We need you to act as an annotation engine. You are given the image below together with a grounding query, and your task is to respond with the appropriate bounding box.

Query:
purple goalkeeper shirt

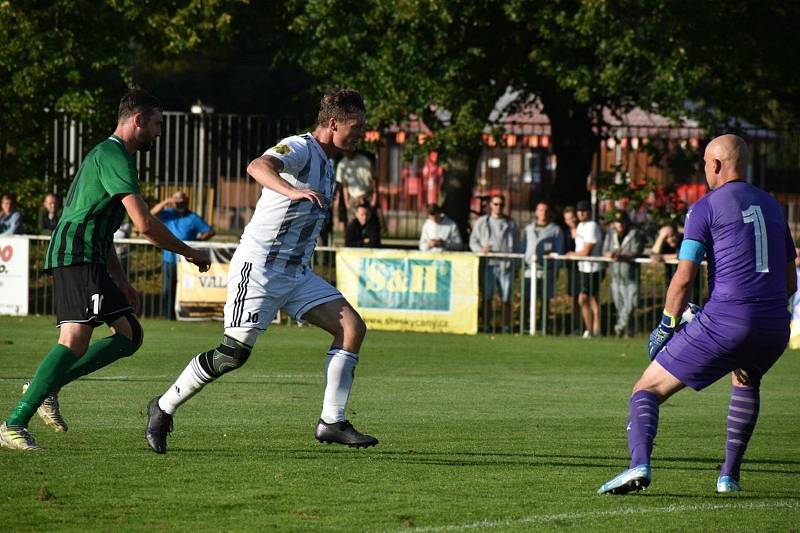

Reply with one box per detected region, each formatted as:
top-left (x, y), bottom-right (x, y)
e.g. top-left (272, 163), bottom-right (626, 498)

top-left (683, 181), bottom-right (795, 326)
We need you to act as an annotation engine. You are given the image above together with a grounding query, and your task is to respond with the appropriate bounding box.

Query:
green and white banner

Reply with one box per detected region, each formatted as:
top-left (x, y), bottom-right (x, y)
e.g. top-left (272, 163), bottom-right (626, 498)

top-left (336, 249), bottom-right (479, 334)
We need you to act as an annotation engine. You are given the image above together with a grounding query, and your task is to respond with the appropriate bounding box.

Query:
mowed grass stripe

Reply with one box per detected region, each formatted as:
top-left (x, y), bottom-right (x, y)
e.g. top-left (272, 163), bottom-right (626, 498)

top-left (0, 316), bottom-right (798, 532)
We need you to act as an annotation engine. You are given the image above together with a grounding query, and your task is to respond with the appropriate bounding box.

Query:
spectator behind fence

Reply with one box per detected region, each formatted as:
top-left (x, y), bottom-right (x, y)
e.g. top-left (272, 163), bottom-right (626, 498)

top-left (151, 191), bottom-right (215, 319)
top-left (522, 201), bottom-right (565, 299)
top-left (651, 223), bottom-right (681, 262)
top-left (419, 204), bottom-right (462, 251)
top-left (562, 206), bottom-right (582, 334)
top-left (602, 211), bottom-right (645, 337)
top-left (563, 206), bottom-right (579, 252)
top-left (39, 193), bottom-right (62, 235)
top-left (567, 200), bottom-right (603, 338)
top-left (345, 202), bottom-right (381, 248)
top-left (0, 195), bottom-right (23, 235)
top-left (470, 194), bottom-right (520, 332)
top-left (651, 223), bottom-right (703, 302)
top-left (336, 149), bottom-right (376, 223)
top-left (469, 195), bottom-right (491, 228)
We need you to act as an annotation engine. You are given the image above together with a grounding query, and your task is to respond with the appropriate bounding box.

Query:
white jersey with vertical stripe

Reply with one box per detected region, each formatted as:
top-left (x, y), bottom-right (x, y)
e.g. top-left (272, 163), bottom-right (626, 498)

top-left (234, 133), bottom-right (334, 274)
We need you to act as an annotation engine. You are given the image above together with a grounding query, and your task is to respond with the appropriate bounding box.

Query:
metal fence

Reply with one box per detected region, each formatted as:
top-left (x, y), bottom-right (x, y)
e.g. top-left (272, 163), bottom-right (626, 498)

top-left (530, 256), bottom-right (706, 337)
top-left (26, 236), bottom-right (698, 336)
top-left (468, 253), bottom-right (706, 336)
top-left (48, 112), bottom-right (308, 234)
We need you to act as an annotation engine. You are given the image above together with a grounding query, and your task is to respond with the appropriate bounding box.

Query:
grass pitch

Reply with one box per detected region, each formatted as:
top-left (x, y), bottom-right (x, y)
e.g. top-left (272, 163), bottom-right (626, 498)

top-left (0, 316), bottom-right (798, 531)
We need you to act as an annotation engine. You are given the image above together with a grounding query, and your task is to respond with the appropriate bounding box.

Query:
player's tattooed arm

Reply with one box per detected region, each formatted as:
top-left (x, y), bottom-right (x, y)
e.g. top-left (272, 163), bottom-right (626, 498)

top-left (247, 155), bottom-right (326, 208)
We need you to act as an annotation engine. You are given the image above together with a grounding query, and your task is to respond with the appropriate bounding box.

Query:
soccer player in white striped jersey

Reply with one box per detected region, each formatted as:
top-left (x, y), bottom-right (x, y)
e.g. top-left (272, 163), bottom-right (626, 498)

top-left (145, 89), bottom-right (378, 453)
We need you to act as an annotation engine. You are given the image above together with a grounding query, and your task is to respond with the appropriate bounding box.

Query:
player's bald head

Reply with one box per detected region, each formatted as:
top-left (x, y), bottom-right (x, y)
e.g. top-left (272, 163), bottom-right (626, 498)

top-left (703, 134), bottom-right (749, 188)
top-left (706, 135), bottom-right (748, 174)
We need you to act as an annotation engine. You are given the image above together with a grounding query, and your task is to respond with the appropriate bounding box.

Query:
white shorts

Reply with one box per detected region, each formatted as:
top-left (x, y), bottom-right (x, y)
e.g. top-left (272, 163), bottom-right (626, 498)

top-left (224, 258), bottom-right (342, 335)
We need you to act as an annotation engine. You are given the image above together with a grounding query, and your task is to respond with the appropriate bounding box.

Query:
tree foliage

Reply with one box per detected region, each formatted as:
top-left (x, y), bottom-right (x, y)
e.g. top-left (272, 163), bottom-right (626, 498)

top-left (291, 0), bottom-right (800, 220)
top-left (291, 0), bottom-right (530, 231)
top-left (138, 2), bottom-right (318, 115)
top-left (0, 0), bottom-right (240, 230)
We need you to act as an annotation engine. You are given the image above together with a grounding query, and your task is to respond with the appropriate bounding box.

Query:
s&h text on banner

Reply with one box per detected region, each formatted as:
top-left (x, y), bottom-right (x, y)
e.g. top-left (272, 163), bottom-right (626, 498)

top-left (175, 247), bottom-right (232, 320)
top-left (336, 249), bottom-right (479, 334)
top-left (0, 236), bottom-right (29, 316)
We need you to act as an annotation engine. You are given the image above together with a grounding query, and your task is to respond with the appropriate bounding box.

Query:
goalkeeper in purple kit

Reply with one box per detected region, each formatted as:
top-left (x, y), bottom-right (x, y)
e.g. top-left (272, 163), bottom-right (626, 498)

top-left (598, 134), bottom-right (797, 495)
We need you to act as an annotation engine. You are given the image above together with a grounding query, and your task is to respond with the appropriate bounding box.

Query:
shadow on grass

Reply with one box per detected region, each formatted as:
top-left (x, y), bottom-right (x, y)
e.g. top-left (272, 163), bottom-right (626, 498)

top-left (161, 446), bottom-right (800, 475)
top-left (165, 446), bottom-right (798, 475)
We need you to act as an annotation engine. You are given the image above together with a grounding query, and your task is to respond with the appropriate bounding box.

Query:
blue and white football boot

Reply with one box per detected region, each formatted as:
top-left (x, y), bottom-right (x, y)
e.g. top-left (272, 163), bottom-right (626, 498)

top-left (716, 475), bottom-right (741, 493)
top-left (597, 464), bottom-right (652, 495)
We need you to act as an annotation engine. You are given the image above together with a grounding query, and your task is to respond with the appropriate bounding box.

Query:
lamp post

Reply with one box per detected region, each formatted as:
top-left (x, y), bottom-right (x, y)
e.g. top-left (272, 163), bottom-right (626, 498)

top-left (190, 101), bottom-right (214, 218)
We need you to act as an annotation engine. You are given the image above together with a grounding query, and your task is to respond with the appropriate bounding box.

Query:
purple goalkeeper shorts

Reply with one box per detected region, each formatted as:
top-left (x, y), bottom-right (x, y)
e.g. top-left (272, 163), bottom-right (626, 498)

top-left (655, 310), bottom-right (789, 390)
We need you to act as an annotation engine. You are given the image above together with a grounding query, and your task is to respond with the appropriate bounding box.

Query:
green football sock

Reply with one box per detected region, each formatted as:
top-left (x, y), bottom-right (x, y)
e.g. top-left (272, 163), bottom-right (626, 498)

top-left (6, 344), bottom-right (77, 427)
top-left (58, 334), bottom-right (139, 389)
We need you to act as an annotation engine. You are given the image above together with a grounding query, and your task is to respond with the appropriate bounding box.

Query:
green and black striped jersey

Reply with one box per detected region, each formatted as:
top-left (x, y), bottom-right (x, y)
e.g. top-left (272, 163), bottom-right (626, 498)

top-left (45, 135), bottom-right (140, 270)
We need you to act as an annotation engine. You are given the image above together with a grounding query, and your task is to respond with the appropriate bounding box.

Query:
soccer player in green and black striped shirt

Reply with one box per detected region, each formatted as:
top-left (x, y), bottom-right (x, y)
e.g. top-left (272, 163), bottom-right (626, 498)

top-left (0, 89), bottom-right (211, 451)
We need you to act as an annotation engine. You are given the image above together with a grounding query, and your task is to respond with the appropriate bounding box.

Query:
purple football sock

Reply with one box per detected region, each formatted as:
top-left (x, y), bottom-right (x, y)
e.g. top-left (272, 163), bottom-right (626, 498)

top-left (720, 385), bottom-right (760, 481)
top-left (627, 390), bottom-right (660, 468)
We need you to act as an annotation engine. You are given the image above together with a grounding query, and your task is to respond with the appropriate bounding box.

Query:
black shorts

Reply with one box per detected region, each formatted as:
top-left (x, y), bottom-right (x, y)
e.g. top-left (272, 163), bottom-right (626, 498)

top-left (52, 264), bottom-right (132, 327)
top-left (578, 271), bottom-right (603, 296)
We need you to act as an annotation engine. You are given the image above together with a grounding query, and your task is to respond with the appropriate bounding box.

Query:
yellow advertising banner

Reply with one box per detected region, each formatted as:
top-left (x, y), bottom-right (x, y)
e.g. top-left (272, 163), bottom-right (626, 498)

top-left (336, 249), bottom-right (479, 334)
top-left (175, 249), bottom-right (230, 320)
top-left (790, 320), bottom-right (800, 350)
top-left (791, 270), bottom-right (800, 349)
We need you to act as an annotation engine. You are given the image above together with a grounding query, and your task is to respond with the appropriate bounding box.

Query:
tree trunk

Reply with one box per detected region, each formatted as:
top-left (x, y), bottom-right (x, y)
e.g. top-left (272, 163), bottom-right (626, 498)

top-left (441, 146), bottom-right (482, 245)
top-left (540, 96), bottom-right (598, 207)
